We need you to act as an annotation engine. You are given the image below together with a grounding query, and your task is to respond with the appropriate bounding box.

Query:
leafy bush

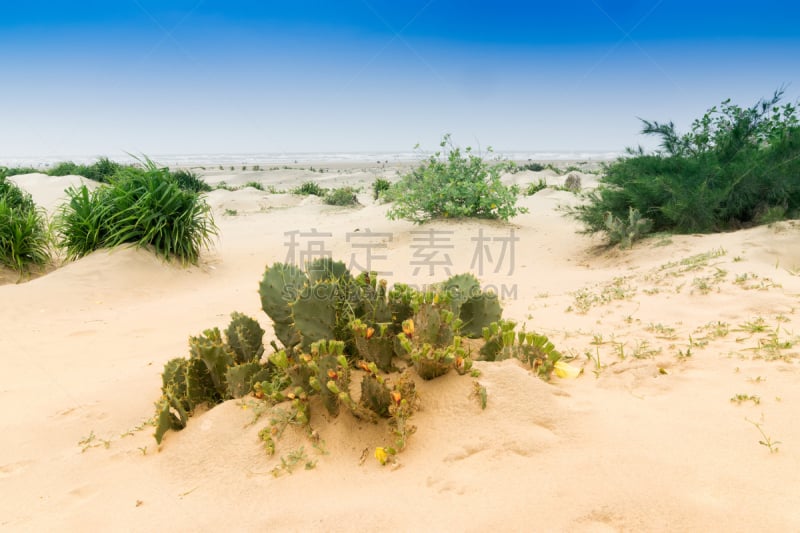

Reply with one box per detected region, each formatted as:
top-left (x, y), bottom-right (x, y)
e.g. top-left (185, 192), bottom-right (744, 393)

top-left (324, 187), bottom-right (359, 206)
top-left (387, 135), bottom-right (527, 224)
top-left (57, 160), bottom-right (217, 263)
top-left (372, 177), bottom-right (391, 200)
top-left (292, 181), bottom-right (326, 196)
top-left (569, 90), bottom-right (800, 237)
top-left (0, 174), bottom-right (50, 272)
top-left (172, 169), bottom-right (212, 193)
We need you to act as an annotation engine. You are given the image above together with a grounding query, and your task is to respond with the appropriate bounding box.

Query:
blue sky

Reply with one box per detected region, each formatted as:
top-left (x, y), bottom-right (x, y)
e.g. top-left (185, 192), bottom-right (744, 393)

top-left (1, 1), bottom-right (799, 158)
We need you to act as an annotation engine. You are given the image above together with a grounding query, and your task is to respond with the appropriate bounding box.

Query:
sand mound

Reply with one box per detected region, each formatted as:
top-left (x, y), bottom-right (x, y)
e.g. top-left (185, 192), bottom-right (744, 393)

top-left (2, 166), bottom-right (799, 531)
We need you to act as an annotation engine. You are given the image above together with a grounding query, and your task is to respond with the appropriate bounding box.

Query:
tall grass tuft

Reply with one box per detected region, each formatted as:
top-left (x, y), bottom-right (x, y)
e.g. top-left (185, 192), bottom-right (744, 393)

top-left (172, 169), bottom-right (212, 192)
top-left (57, 159), bottom-right (218, 263)
top-left (0, 174), bottom-right (50, 272)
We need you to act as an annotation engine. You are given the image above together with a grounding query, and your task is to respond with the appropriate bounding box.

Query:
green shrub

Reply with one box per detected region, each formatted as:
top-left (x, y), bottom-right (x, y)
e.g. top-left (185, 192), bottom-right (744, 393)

top-left (372, 178), bottom-right (391, 200)
top-left (387, 135), bottom-right (527, 224)
top-left (292, 181), bottom-right (326, 196)
top-left (569, 90), bottom-right (800, 237)
top-left (172, 169), bottom-right (212, 193)
top-left (49, 161), bottom-right (84, 177)
top-left (48, 158), bottom-right (125, 183)
top-left (2, 166), bottom-right (39, 177)
top-left (0, 174), bottom-right (50, 272)
top-left (513, 162), bottom-right (545, 173)
top-left (57, 160), bottom-right (217, 263)
top-left (325, 187), bottom-right (359, 206)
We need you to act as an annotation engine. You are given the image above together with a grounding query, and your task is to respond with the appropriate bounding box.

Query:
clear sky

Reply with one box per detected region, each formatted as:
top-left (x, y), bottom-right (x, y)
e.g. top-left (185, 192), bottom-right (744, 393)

top-left (1, 0), bottom-right (799, 158)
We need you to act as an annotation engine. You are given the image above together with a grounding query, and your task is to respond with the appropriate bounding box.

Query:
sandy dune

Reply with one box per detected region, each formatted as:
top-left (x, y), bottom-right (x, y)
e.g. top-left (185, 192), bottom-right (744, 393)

top-left (2, 166), bottom-right (799, 531)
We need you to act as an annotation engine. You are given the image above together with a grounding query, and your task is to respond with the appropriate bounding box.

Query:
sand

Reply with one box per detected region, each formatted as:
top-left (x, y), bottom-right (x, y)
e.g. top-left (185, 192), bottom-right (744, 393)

top-left (2, 164), bottom-right (799, 531)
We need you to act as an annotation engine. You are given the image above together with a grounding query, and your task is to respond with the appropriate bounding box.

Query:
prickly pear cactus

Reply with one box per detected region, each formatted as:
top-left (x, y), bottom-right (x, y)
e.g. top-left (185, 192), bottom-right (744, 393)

top-left (478, 319), bottom-right (518, 361)
top-left (225, 312), bottom-right (265, 364)
top-left (259, 262), bottom-right (307, 348)
top-left (352, 320), bottom-right (395, 372)
top-left (226, 362), bottom-right (268, 398)
top-left (307, 257), bottom-right (352, 285)
top-left (359, 366), bottom-right (392, 417)
top-left (290, 281), bottom-right (338, 350)
top-left (458, 292), bottom-right (502, 338)
top-left (442, 273), bottom-right (481, 313)
top-left (413, 297), bottom-right (461, 347)
top-left (387, 283), bottom-right (415, 327)
top-left (156, 357), bottom-right (219, 443)
top-left (188, 328), bottom-right (235, 395)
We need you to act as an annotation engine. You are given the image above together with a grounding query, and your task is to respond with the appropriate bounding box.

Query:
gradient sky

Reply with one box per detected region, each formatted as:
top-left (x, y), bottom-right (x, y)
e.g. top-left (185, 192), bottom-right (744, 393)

top-left (1, 1), bottom-right (799, 158)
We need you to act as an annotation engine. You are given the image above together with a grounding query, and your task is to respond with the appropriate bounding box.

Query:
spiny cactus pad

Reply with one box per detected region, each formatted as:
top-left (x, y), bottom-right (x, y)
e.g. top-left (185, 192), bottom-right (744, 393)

top-left (259, 263), bottom-right (308, 348)
top-left (225, 312), bottom-right (265, 364)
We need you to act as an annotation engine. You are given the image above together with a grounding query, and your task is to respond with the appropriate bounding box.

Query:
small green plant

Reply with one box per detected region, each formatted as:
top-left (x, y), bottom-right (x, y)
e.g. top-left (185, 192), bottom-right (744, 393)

top-left (271, 446), bottom-right (315, 477)
top-left (372, 178), bottom-right (391, 200)
top-left (746, 417), bottom-right (781, 453)
top-left (387, 135), bottom-right (527, 223)
top-left (243, 181), bottom-right (264, 191)
top-left (603, 207), bottom-right (653, 248)
top-left (471, 380), bottom-right (487, 409)
top-left (730, 394), bottom-right (761, 405)
top-left (292, 181), bottom-right (326, 196)
top-left (525, 178), bottom-right (547, 196)
top-left (324, 187), bottom-right (359, 206)
top-left (224, 208), bottom-right (238, 216)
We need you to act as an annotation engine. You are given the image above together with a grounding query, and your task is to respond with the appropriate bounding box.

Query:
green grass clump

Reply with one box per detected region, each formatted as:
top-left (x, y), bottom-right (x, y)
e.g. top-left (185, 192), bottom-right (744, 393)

top-left (56, 159), bottom-right (217, 263)
top-left (292, 181), bottom-right (326, 196)
top-left (243, 181), bottom-right (265, 191)
top-left (372, 178), bottom-right (391, 200)
top-left (1, 166), bottom-right (39, 176)
top-left (525, 179), bottom-right (548, 196)
top-left (172, 169), bottom-right (212, 193)
top-left (324, 187), bottom-right (359, 206)
top-left (513, 162), bottom-right (545, 172)
top-left (0, 173), bottom-right (50, 272)
top-left (48, 157), bottom-right (124, 183)
top-left (569, 90), bottom-right (800, 238)
top-left (387, 135), bottom-right (527, 224)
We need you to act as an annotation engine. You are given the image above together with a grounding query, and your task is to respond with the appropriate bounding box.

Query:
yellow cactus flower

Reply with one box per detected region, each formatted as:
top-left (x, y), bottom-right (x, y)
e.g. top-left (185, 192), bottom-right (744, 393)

top-left (553, 360), bottom-right (582, 379)
top-left (374, 447), bottom-right (389, 465)
top-left (402, 319), bottom-right (414, 337)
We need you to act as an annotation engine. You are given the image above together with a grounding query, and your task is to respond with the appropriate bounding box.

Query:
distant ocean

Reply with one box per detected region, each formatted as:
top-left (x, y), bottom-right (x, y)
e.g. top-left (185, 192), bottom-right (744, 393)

top-left (1, 151), bottom-right (621, 168)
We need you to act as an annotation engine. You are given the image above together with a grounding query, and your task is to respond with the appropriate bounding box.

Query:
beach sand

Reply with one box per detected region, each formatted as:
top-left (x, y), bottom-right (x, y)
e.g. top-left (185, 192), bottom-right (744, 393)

top-left (2, 164), bottom-right (799, 531)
